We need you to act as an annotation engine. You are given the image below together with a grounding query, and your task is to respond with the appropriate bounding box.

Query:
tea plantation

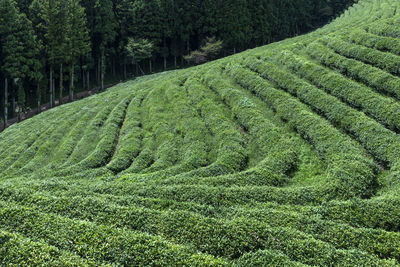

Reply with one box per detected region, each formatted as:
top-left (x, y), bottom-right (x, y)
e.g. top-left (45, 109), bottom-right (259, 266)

top-left (1, 0), bottom-right (400, 265)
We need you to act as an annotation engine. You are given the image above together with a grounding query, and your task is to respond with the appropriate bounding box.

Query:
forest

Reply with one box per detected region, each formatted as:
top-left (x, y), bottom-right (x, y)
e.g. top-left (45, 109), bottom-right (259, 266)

top-left (0, 0), bottom-right (355, 126)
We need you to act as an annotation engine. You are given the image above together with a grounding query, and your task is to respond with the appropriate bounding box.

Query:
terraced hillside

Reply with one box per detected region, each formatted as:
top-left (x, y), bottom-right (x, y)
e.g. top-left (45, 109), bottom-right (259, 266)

top-left (1, 0), bottom-right (400, 265)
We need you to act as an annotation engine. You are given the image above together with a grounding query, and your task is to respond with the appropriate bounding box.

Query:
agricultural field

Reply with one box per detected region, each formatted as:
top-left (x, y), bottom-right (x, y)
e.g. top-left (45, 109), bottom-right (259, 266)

top-left (1, 0), bottom-right (400, 265)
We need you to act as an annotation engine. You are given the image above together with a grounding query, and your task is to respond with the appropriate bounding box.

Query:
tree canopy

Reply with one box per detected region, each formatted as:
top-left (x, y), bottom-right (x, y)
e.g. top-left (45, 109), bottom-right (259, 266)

top-left (0, 0), bottom-right (356, 127)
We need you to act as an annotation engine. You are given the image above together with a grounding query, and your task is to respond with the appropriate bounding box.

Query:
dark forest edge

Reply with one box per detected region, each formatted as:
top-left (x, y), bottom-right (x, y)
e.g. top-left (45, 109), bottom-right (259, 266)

top-left (0, 82), bottom-right (117, 132)
top-left (0, 0), bottom-right (356, 128)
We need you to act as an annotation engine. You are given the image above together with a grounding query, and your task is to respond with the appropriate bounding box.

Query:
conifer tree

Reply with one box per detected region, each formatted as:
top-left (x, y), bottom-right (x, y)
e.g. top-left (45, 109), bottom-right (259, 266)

top-left (0, 0), bottom-right (39, 125)
top-left (125, 38), bottom-right (154, 76)
top-left (93, 0), bottom-right (117, 89)
top-left (66, 0), bottom-right (90, 101)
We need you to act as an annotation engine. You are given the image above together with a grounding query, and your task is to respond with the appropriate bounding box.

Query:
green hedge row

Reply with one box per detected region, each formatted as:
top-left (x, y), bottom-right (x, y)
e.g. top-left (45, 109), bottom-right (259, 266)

top-left (1, 189), bottom-right (399, 265)
top-left (235, 249), bottom-right (307, 266)
top-left (119, 79), bottom-right (213, 179)
top-left (107, 93), bottom-right (145, 173)
top-left (366, 21), bottom-right (400, 38)
top-left (255, 50), bottom-right (400, 167)
top-left (275, 48), bottom-right (400, 132)
top-left (15, 105), bottom-right (97, 176)
top-left (230, 206), bottom-right (400, 261)
top-left (348, 29), bottom-right (400, 56)
top-left (172, 75), bottom-right (248, 177)
top-left (307, 40), bottom-right (400, 99)
top-left (0, 201), bottom-right (228, 266)
top-left (56, 96), bottom-right (133, 176)
top-left (204, 67), bottom-right (298, 172)
top-left (0, 230), bottom-right (99, 266)
top-left (0, 106), bottom-right (84, 178)
top-left (0, 103), bottom-right (62, 160)
top-left (3, 183), bottom-right (400, 262)
top-left (320, 197), bottom-right (400, 232)
top-left (225, 61), bottom-right (376, 199)
top-left (124, 81), bottom-right (189, 175)
top-left (139, 79), bottom-right (210, 175)
top-left (48, 106), bottom-right (104, 170)
top-left (60, 95), bottom-right (123, 168)
top-left (323, 36), bottom-right (400, 75)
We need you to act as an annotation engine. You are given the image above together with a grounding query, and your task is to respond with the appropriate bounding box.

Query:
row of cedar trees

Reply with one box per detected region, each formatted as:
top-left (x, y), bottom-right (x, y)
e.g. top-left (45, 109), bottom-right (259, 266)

top-left (0, 0), bottom-right (355, 126)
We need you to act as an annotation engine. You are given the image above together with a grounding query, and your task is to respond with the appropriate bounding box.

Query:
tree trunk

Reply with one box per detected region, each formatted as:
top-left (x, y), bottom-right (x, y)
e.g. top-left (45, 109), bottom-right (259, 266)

top-left (3, 78), bottom-right (8, 129)
top-left (112, 58), bottom-right (116, 77)
top-left (174, 56), bottom-right (177, 68)
top-left (101, 52), bottom-right (105, 90)
top-left (82, 69), bottom-right (86, 89)
top-left (59, 63), bottom-right (63, 105)
top-left (135, 63), bottom-right (138, 76)
top-left (164, 57), bottom-right (167, 70)
top-left (69, 63), bottom-right (74, 101)
top-left (97, 57), bottom-right (101, 85)
top-left (52, 78), bottom-right (55, 107)
top-left (37, 83), bottom-right (41, 114)
top-left (80, 60), bottom-right (83, 81)
top-left (17, 83), bottom-right (22, 122)
top-left (123, 59), bottom-right (127, 80)
top-left (138, 63), bottom-right (145, 75)
top-left (149, 59), bottom-right (152, 73)
top-left (87, 71), bottom-right (90, 90)
top-left (12, 89), bottom-right (15, 118)
top-left (50, 66), bottom-right (53, 109)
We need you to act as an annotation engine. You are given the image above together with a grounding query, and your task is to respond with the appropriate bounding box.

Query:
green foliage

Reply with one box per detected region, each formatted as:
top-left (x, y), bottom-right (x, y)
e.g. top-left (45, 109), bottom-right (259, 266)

top-left (1, 0), bottom-right (400, 266)
top-left (184, 37), bottom-right (223, 64)
top-left (125, 38), bottom-right (154, 64)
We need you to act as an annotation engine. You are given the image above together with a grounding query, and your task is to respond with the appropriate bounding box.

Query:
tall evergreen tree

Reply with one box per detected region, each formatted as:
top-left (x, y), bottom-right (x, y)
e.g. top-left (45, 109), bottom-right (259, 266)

top-left (0, 0), bottom-right (39, 125)
top-left (93, 0), bottom-right (117, 89)
top-left (66, 0), bottom-right (90, 101)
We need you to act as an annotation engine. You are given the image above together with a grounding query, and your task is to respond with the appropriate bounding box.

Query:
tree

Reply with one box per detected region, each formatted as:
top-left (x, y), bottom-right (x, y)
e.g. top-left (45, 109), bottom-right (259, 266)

top-left (29, 0), bottom-right (47, 112)
top-left (125, 38), bottom-right (154, 76)
top-left (0, 0), bottom-right (19, 126)
top-left (0, 0), bottom-right (39, 125)
top-left (93, 0), bottom-right (117, 89)
top-left (30, 0), bottom-right (68, 108)
top-left (184, 37), bottom-right (223, 65)
top-left (66, 0), bottom-right (90, 101)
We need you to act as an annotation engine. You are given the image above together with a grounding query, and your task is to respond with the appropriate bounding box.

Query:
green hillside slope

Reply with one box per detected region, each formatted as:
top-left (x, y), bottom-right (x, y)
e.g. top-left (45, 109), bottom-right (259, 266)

top-left (1, 0), bottom-right (400, 265)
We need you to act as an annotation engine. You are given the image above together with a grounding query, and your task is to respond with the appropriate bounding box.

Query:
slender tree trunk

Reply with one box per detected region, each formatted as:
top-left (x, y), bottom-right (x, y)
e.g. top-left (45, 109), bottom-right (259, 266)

top-left (112, 58), bottom-right (116, 77)
top-left (50, 67), bottom-right (53, 109)
top-left (163, 57), bottom-right (167, 70)
top-left (59, 63), bottom-right (63, 105)
top-left (3, 78), bottom-right (8, 129)
top-left (17, 82), bottom-right (22, 122)
top-left (97, 57), bottom-right (101, 85)
top-left (80, 60), bottom-right (83, 81)
top-left (87, 71), bottom-right (90, 90)
top-left (135, 63), bottom-right (138, 76)
top-left (138, 63), bottom-right (145, 75)
top-left (69, 63), bottom-right (74, 101)
top-left (174, 56), bottom-right (177, 68)
top-left (52, 78), bottom-right (55, 107)
top-left (233, 47), bottom-right (236, 54)
top-left (37, 83), bottom-right (41, 114)
top-left (149, 59), bottom-right (152, 73)
top-left (11, 89), bottom-right (15, 118)
top-left (82, 69), bottom-right (86, 89)
top-left (123, 59), bottom-right (127, 80)
top-left (101, 52), bottom-right (105, 90)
